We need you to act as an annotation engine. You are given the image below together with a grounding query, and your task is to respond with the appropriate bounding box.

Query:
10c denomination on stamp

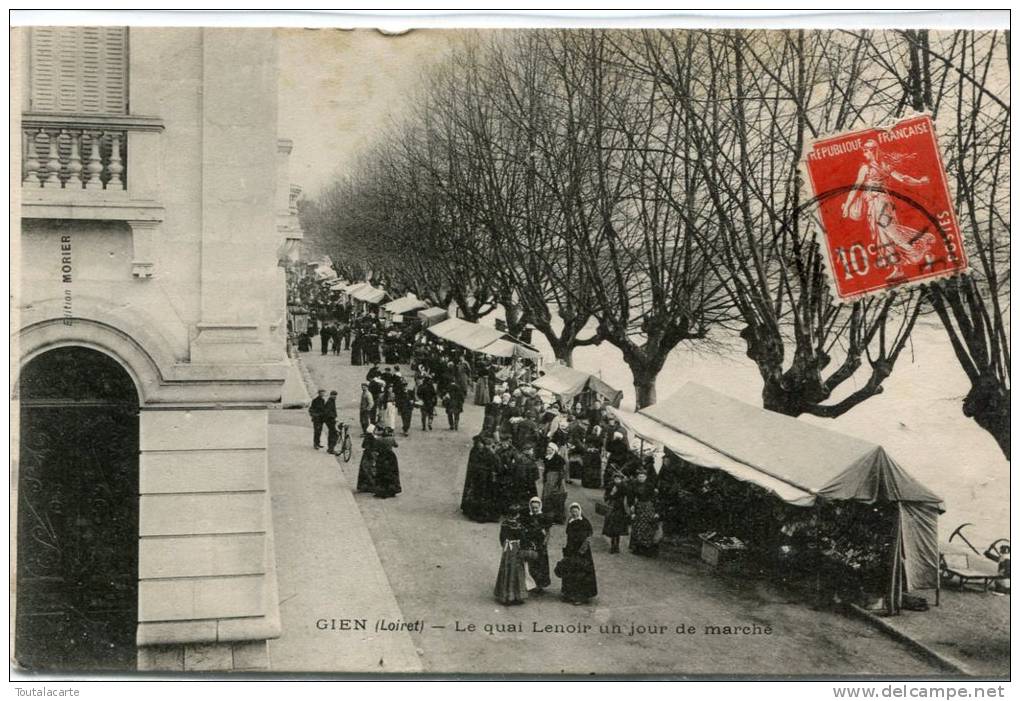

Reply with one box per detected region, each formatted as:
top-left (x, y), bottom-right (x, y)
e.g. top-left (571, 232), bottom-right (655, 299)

top-left (804, 114), bottom-right (968, 302)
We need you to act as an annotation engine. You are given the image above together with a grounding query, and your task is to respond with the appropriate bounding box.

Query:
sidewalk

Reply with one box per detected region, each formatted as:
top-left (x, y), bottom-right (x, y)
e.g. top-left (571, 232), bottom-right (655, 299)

top-left (265, 415), bottom-right (423, 673)
top-left (851, 587), bottom-right (1009, 677)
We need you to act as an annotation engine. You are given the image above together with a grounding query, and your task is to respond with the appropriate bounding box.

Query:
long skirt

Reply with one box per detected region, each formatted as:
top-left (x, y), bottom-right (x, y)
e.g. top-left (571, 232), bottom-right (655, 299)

top-left (494, 540), bottom-right (528, 605)
top-left (629, 501), bottom-right (659, 555)
top-left (474, 380), bottom-right (491, 406)
top-left (526, 544), bottom-right (551, 590)
top-left (559, 549), bottom-right (598, 602)
top-left (461, 467), bottom-right (499, 523)
top-left (568, 450), bottom-right (585, 480)
top-left (581, 451), bottom-right (603, 488)
top-left (356, 454), bottom-right (375, 493)
top-left (541, 472), bottom-right (568, 525)
top-left (602, 501), bottom-right (630, 537)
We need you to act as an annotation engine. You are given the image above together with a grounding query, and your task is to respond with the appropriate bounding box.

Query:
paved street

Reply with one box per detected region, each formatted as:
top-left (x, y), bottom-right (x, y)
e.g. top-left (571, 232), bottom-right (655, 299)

top-left (297, 349), bottom-right (940, 676)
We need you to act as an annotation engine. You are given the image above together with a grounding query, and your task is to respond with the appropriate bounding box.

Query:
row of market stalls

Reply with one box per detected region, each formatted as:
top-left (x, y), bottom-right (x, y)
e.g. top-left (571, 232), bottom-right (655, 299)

top-left (532, 363), bottom-right (624, 409)
top-left (427, 316), bottom-right (541, 361)
top-left (609, 382), bottom-right (944, 615)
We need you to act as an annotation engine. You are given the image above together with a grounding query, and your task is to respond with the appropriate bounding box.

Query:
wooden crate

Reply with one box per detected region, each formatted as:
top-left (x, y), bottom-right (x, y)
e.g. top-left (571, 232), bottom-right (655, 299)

top-left (700, 537), bottom-right (745, 567)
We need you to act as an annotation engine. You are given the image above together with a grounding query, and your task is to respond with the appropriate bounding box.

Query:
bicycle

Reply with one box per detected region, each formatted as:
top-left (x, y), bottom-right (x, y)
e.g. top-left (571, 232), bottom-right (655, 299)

top-left (334, 420), bottom-right (354, 462)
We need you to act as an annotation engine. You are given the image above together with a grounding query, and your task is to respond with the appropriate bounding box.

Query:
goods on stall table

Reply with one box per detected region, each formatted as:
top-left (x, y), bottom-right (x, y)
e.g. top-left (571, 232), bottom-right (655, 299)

top-left (699, 532), bottom-right (747, 567)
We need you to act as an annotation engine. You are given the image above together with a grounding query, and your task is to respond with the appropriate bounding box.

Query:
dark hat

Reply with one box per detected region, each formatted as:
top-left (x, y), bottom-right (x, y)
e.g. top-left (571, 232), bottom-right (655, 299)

top-left (330, 390), bottom-right (338, 396)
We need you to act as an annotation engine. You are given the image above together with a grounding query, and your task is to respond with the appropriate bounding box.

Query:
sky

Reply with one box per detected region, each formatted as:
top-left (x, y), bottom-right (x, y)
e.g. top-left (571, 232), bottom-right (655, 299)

top-left (277, 28), bottom-right (464, 197)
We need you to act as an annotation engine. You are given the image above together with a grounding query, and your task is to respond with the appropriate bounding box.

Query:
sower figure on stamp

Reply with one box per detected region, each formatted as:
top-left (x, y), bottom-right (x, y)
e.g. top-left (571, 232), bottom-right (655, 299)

top-left (841, 139), bottom-right (935, 281)
top-left (309, 389), bottom-right (327, 449)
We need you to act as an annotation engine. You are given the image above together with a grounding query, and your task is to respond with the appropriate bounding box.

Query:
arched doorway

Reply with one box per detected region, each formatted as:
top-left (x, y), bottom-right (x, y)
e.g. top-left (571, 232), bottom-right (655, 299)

top-left (15, 346), bottom-right (140, 671)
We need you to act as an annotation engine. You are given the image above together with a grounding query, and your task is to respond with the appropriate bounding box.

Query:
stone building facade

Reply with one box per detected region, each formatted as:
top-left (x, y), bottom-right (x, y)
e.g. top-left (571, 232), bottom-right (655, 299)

top-left (13, 27), bottom-right (293, 672)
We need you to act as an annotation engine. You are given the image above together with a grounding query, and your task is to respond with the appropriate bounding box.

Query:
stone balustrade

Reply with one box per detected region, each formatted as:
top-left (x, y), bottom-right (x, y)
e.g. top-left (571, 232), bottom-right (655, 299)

top-left (22, 119), bottom-right (128, 191)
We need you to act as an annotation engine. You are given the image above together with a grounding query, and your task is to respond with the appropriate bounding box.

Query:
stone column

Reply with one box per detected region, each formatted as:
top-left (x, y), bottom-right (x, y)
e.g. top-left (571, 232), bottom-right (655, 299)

top-left (192, 28), bottom-right (280, 364)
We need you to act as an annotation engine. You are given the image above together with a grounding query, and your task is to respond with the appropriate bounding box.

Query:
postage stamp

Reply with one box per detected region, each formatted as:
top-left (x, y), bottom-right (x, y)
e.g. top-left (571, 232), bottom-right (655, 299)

top-left (804, 114), bottom-right (968, 301)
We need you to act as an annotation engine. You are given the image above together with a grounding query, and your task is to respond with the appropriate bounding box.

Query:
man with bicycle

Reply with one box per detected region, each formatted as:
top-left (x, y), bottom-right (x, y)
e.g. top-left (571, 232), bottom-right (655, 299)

top-left (325, 390), bottom-right (340, 454)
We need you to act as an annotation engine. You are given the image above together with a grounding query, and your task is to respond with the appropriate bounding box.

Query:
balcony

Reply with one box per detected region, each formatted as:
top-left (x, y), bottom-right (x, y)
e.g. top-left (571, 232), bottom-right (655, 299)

top-left (19, 113), bottom-right (166, 278)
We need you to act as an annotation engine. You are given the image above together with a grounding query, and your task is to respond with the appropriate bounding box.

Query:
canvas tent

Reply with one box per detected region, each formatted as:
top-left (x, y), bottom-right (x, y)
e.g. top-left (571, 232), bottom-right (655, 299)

top-left (533, 364), bottom-right (623, 408)
top-left (478, 338), bottom-right (542, 361)
top-left (350, 284), bottom-right (388, 305)
top-left (342, 281), bottom-right (368, 294)
top-left (383, 294), bottom-right (428, 317)
top-left (418, 306), bottom-right (449, 327)
top-left (427, 317), bottom-right (541, 359)
top-left (311, 258), bottom-right (337, 281)
top-left (610, 383), bottom-right (944, 599)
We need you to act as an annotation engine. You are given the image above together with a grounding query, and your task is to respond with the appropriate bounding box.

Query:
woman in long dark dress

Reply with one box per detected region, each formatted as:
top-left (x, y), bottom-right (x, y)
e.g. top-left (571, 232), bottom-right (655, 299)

top-left (510, 447), bottom-right (540, 507)
top-left (559, 503), bottom-right (598, 604)
top-left (494, 506), bottom-right (529, 605)
top-left (372, 437), bottom-right (402, 499)
top-left (523, 497), bottom-right (552, 592)
top-left (541, 443), bottom-right (568, 525)
top-left (602, 472), bottom-right (630, 554)
top-left (356, 431), bottom-right (377, 493)
top-left (350, 334), bottom-right (364, 366)
top-left (628, 470), bottom-right (659, 557)
top-left (461, 435), bottom-right (498, 522)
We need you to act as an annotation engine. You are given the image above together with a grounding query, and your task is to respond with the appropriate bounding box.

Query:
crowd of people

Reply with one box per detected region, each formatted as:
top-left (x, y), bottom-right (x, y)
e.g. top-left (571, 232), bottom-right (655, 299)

top-left (299, 297), bottom-right (667, 609)
top-left (459, 379), bottom-right (671, 607)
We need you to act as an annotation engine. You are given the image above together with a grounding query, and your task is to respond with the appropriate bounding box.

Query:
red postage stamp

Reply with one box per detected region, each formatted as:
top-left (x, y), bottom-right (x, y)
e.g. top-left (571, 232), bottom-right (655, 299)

top-left (804, 114), bottom-right (968, 301)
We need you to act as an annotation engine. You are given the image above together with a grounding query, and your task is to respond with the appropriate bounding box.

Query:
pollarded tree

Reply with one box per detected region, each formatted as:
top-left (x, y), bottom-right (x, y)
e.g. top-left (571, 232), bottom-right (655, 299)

top-left (620, 28), bottom-right (930, 417)
top-left (884, 29), bottom-right (1010, 457)
top-left (549, 30), bottom-right (733, 407)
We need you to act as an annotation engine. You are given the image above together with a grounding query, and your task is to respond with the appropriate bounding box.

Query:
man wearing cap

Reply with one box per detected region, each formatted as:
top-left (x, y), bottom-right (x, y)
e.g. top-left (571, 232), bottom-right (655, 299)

top-left (359, 383), bottom-right (375, 436)
top-left (325, 390), bottom-right (340, 453)
top-left (309, 389), bottom-right (327, 449)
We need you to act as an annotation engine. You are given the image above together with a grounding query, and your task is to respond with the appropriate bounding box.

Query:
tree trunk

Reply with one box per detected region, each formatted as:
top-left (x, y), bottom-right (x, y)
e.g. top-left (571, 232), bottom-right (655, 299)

top-left (631, 365), bottom-right (660, 410)
top-left (554, 346), bottom-right (574, 368)
top-left (963, 375), bottom-right (1010, 459)
top-left (503, 303), bottom-right (528, 339)
top-left (760, 377), bottom-right (806, 417)
top-left (545, 336), bottom-right (574, 367)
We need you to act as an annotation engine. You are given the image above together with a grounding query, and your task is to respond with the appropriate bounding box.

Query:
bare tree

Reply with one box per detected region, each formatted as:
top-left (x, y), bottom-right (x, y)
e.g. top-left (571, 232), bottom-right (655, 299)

top-left (616, 29), bottom-right (933, 417)
top-left (887, 29), bottom-right (1010, 457)
top-left (537, 30), bottom-right (733, 407)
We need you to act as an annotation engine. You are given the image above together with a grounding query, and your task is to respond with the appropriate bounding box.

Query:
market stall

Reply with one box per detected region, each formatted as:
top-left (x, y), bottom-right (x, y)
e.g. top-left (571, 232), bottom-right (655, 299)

top-left (350, 283), bottom-right (389, 307)
top-left (610, 382), bottom-right (944, 614)
top-left (533, 363), bottom-right (623, 408)
top-left (383, 294), bottom-right (429, 321)
top-left (428, 317), bottom-right (541, 360)
top-left (418, 306), bottom-right (449, 327)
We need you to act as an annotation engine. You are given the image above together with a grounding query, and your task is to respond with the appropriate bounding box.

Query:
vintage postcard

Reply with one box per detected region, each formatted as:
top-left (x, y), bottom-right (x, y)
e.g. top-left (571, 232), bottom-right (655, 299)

top-left (10, 12), bottom-right (1010, 680)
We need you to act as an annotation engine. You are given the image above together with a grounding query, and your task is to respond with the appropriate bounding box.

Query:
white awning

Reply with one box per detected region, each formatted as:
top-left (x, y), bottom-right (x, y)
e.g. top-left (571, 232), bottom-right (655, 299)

top-left (607, 405), bottom-right (816, 505)
top-left (383, 295), bottom-right (428, 315)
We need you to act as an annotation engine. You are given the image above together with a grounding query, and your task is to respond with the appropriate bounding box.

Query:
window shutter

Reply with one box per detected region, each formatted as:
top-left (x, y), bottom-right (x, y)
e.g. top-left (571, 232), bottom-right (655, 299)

top-left (30, 26), bottom-right (127, 115)
top-left (56, 28), bottom-right (82, 112)
top-left (28, 27), bottom-right (58, 112)
top-left (100, 27), bottom-right (128, 114)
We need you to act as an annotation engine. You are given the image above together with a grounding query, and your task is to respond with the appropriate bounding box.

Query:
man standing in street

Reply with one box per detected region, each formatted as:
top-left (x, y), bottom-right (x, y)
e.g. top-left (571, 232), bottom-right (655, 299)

top-left (309, 389), bottom-right (327, 449)
top-left (325, 390), bottom-right (340, 453)
top-left (417, 375), bottom-right (437, 431)
top-left (359, 383), bottom-right (375, 436)
top-left (320, 323), bottom-right (331, 355)
top-left (444, 382), bottom-right (465, 431)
